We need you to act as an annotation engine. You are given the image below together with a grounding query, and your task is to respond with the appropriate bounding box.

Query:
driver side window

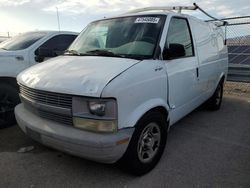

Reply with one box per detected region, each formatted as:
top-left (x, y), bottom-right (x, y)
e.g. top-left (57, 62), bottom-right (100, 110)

top-left (165, 17), bottom-right (194, 58)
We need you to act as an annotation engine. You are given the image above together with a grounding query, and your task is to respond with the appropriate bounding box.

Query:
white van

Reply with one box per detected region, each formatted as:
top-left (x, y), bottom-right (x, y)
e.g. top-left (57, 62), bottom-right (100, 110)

top-left (15, 8), bottom-right (228, 175)
top-left (0, 31), bottom-right (78, 127)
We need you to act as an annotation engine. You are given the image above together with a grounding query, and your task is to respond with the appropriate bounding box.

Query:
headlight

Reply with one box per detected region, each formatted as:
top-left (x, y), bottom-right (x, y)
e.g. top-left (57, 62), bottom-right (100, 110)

top-left (88, 101), bottom-right (106, 116)
top-left (72, 97), bottom-right (117, 133)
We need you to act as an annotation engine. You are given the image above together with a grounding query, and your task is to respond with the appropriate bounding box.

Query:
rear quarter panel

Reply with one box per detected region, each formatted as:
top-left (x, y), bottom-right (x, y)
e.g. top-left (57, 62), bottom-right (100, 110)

top-left (189, 17), bottom-right (228, 99)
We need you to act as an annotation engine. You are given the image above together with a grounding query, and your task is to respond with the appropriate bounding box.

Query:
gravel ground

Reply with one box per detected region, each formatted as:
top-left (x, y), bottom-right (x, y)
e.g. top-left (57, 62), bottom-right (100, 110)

top-left (225, 81), bottom-right (250, 98)
top-left (0, 95), bottom-right (250, 188)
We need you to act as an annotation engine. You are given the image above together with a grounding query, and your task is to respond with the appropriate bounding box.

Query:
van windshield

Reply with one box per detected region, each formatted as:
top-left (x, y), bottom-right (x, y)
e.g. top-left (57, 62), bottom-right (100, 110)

top-left (0, 32), bottom-right (47, 51)
top-left (67, 15), bottom-right (166, 60)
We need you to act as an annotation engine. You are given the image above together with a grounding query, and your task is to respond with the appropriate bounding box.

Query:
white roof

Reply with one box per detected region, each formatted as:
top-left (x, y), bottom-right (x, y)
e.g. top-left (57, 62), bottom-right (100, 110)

top-left (25, 30), bottom-right (78, 35)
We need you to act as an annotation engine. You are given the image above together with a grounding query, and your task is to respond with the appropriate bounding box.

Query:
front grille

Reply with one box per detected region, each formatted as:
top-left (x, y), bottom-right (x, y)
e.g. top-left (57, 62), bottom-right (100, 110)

top-left (39, 110), bottom-right (73, 125)
top-left (19, 84), bottom-right (73, 126)
top-left (19, 84), bottom-right (72, 109)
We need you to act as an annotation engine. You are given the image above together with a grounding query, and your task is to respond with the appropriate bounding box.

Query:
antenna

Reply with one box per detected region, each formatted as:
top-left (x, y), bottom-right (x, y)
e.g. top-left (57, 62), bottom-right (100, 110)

top-left (56, 7), bottom-right (61, 31)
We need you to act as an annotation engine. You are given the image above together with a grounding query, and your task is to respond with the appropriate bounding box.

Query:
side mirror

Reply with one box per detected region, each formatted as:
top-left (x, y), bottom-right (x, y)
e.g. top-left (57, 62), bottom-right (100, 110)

top-left (35, 48), bottom-right (55, 62)
top-left (37, 48), bottom-right (55, 57)
top-left (163, 43), bottom-right (186, 60)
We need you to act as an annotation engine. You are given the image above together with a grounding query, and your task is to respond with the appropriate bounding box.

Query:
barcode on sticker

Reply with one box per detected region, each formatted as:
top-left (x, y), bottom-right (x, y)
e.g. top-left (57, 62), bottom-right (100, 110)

top-left (135, 17), bottom-right (160, 24)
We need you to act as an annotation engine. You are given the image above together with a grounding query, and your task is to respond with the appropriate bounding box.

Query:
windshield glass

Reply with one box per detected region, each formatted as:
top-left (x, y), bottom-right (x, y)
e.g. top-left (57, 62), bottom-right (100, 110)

top-left (67, 15), bottom-right (166, 59)
top-left (0, 32), bottom-right (47, 51)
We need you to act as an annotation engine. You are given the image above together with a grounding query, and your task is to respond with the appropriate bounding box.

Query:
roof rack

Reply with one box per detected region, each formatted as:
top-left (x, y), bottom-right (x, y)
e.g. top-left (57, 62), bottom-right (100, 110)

top-left (126, 5), bottom-right (197, 14)
top-left (125, 3), bottom-right (227, 26)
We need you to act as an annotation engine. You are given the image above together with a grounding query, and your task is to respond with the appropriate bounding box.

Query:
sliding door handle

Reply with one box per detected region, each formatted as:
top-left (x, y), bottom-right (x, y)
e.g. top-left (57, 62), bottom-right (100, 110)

top-left (196, 67), bottom-right (199, 78)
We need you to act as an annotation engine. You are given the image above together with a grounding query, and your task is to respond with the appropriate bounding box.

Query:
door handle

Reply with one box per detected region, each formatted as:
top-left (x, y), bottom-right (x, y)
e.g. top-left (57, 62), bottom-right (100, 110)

top-left (154, 66), bottom-right (163, 71)
top-left (196, 67), bottom-right (199, 78)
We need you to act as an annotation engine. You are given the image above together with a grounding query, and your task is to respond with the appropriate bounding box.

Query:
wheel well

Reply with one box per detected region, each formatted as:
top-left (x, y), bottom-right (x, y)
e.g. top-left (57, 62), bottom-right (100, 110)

top-left (142, 106), bottom-right (169, 126)
top-left (149, 106), bottom-right (169, 120)
top-left (0, 77), bottom-right (18, 89)
top-left (221, 75), bottom-right (225, 83)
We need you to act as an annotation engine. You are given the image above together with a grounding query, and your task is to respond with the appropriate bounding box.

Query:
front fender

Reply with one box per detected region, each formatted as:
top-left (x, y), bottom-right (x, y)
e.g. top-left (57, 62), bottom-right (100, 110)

top-left (125, 98), bottom-right (170, 128)
top-left (101, 60), bottom-right (169, 129)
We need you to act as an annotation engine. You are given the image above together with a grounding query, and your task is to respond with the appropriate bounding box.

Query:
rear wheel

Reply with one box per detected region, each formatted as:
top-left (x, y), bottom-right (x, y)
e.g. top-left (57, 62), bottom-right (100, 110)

top-left (119, 111), bottom-right (168, 176)
top-left (0, 83), bottom-right (20, 128)
top-left (207, 80), bottom-right (224, 111)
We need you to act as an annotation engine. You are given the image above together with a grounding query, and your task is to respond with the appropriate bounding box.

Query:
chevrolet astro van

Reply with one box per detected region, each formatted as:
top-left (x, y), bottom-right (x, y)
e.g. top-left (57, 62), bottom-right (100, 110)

top-left (15, 9), bottom-right (228, 175)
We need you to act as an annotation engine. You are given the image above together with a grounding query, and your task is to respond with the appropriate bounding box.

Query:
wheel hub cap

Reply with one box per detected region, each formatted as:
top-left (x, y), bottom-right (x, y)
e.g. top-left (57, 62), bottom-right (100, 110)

top-left (137, 122), bottom-right (161, 163)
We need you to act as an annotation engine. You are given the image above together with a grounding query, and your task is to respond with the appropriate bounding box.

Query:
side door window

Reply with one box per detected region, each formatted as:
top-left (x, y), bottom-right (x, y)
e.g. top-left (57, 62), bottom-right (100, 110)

top-left (165, 17), bottom-right (194, 58)
top-left (35, 34), bottom-right (77, 62)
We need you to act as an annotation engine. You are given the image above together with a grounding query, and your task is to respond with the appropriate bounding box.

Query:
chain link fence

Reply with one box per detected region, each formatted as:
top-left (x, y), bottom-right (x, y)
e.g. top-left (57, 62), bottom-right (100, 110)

top-left (222, 17), bottom-right (250, 81)
top-left (218, 17), bottom-right (250, 97)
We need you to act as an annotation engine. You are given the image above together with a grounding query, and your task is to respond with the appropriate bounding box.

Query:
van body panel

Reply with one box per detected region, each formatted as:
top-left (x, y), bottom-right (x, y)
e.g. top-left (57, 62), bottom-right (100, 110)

top-left (15, 12), bottom-right (228, 164)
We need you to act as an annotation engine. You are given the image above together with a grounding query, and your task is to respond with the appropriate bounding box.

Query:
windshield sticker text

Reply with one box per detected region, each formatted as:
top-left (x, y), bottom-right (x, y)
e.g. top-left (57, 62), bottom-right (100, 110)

top-left (135, 17), bottom-right (160, 24)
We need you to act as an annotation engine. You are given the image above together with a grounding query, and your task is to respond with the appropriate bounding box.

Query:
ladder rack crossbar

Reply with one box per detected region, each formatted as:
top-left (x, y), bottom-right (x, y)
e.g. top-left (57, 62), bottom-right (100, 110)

top-left (126, 6), bottom-right (197, 14)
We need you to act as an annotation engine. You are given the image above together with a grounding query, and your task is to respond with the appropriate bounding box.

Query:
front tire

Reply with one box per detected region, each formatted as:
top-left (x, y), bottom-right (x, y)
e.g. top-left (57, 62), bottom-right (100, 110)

top-left (0, 83), bottom-right (20, 128)
top-left (119, 111), bottom-right (168, 176)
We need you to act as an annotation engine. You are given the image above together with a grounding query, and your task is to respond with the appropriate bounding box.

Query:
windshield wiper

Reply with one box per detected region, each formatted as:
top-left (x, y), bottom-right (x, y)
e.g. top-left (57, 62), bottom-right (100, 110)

top-left (119, 54), bottom-right (151, 60)
top-left (86, 49), bottom-right (124, 58)
top-left (64, 49), bottom-right (146, 60)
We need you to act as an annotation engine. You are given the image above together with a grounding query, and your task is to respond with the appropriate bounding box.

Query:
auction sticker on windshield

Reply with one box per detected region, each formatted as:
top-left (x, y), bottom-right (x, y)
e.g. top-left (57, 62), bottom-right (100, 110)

top-left (135, 17), bottom-right (160, 24)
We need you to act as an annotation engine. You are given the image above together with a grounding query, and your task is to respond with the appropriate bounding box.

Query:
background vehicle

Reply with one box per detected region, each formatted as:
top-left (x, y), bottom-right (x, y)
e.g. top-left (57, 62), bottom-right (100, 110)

top-left (0, 31), bottom-right (78, 127)
top-left (15, 6), bottom-right (228, 175)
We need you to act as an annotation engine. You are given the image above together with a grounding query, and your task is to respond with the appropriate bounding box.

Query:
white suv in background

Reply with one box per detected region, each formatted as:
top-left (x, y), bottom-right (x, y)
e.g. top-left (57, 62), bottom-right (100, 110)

top-left (0, 31), bottom-right (78, 127)
top-left (15, 10), bottom-right (228, 175)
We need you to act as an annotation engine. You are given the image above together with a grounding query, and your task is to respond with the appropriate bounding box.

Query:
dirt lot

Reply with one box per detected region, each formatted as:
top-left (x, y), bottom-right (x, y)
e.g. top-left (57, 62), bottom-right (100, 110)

top-left (225, 81), bottom-right (250, 98)
top-left (0, 89), bottom-right (250, 188)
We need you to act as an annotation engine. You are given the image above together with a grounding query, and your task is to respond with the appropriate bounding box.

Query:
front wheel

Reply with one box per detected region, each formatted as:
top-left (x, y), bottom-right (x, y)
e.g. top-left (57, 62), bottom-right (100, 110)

top-left (119, 111), bottom-right (168, 176)
top-left (0, 83), bottom-right (20, 128)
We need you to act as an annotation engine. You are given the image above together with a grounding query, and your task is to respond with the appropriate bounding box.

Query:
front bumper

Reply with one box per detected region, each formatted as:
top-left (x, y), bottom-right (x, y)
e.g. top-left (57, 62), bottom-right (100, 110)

top-left (15, 104), bottom-right (134, 163)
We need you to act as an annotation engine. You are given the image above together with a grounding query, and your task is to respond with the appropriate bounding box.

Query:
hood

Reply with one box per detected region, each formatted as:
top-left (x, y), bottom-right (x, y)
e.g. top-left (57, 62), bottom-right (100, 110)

top-left (17, 56), bottom-right (140, 97)
top-left (0, 49), bottom-right (22, 56)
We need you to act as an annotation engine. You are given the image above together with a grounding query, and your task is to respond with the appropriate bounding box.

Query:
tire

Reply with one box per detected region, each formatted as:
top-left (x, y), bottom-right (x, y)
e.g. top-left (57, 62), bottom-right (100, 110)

top-left (0, 83), bottom-right (20, 128)
top-left (207, 80), bottom-right (224, 111)
top-left (119, 111), bottom-right (168, 176)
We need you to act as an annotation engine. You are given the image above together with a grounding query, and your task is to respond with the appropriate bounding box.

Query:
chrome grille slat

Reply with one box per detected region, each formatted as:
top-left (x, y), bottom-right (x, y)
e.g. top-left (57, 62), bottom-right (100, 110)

top-left (19, 84), bottom-right (72, 99)
top-left (20, 91), bottom-right (71, 105)
top-left (20, 89), bottom-right (72, 102)
top-left (20, 88), bottom-right (69, 98)
top-left (19, 84), bottom-right (72, 109)
top-left (19, 84), bottom-right (73, 126)
top-left (20, 88), bottom-right (72, 102)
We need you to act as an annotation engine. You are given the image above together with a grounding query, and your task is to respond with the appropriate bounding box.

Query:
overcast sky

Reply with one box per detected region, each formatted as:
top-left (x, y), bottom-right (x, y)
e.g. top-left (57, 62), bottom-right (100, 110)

top-left (0, 0), bottom-right (249, 36)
